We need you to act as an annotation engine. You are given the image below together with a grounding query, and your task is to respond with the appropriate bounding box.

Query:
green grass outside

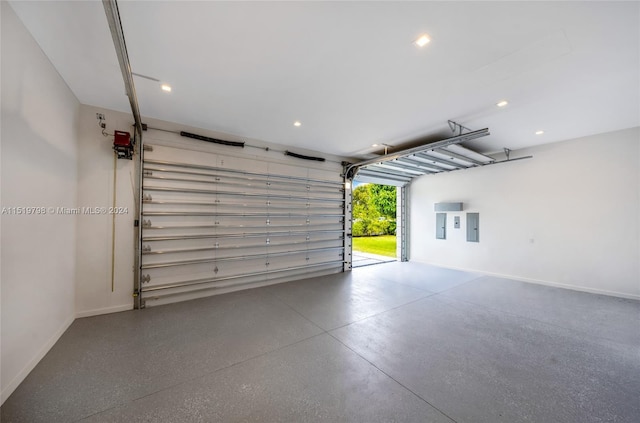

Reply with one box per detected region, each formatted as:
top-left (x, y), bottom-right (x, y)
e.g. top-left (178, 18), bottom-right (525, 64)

top-left (352, 235), bottom-right (397, 257)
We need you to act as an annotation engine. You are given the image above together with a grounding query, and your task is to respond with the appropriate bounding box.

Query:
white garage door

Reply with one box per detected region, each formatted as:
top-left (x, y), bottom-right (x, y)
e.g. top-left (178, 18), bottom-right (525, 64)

top-left (138, 134), bottom-right (346, 307)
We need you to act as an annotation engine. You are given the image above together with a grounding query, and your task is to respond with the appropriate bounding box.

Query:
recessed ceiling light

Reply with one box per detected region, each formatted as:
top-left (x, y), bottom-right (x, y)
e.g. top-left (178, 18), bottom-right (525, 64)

top-left (496, 100), bottom-right (508, 108)
top-left (161, 84), bottom-right (172, 92)
top-left (372, 144), bottom-right (379, 147)
top-left (414, 34), bottom-right (431, 47)
top-left (535, 130), bottom-right (544, 135)
top-left (293, 121), bottom-right (302, 127)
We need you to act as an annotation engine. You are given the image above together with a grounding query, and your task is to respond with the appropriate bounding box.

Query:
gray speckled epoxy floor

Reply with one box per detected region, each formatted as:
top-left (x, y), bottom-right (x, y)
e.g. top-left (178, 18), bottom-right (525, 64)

top-left (2, 262), bottom-right (639, 422)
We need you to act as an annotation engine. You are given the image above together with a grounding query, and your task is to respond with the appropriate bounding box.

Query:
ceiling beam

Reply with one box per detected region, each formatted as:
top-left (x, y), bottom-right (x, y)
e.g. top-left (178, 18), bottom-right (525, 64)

top-left (103, 0), bottom-right (143, 138)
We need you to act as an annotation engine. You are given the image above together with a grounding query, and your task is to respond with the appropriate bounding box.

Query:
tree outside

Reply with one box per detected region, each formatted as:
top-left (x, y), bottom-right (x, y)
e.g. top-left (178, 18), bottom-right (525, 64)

top-left (352, 183), bottom-right (396, 236)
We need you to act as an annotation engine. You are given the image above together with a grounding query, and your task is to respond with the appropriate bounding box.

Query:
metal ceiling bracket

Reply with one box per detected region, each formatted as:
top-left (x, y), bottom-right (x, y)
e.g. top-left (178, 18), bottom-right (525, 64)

top-left (448, 120), bottom-right (473, 136)
top-left (344, 128), bottom-right (489, 180)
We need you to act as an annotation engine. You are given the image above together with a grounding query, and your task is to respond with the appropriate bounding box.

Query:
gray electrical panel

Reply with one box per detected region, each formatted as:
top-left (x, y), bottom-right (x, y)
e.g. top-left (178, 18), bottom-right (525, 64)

top-left (454, 216), bottom-right (460, 228)
top-left (436, 213), bottom-right (447, 239)
top-left (434, 202), bottom-right (463, 212)
top-left (467, 213), bottom-right (479, 242)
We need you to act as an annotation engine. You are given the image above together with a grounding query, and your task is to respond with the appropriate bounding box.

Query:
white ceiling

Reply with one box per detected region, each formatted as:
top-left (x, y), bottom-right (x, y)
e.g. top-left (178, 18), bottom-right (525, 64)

top-left (9, 1), bottom-right (640, 157)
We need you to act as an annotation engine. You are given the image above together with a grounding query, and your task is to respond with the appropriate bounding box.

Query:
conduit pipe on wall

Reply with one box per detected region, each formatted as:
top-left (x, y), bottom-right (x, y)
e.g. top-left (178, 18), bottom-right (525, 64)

top-left (112, 151), bottom-right (117, 292)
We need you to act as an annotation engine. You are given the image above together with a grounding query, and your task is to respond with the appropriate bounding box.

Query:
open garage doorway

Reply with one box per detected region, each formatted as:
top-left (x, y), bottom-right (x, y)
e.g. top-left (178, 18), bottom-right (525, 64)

top-left (351, 181), bottom-right (401, 268)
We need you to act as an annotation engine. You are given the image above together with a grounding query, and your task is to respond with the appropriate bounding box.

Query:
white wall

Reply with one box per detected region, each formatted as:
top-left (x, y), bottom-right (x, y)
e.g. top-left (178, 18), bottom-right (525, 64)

top-left (75, 105), bottom-right (137, 317)
top-left (1, 2), bottom-right (79, 403)
top-left (410, 127), bottom-right (640, 299)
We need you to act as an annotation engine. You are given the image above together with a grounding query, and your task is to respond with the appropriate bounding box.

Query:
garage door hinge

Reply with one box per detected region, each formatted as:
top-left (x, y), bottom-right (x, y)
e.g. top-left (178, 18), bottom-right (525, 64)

top-left (214, 266), bottom-right (219, 274)
top-left (143, 145), bottom-right (153, 152)
top-left (143, 170), bottom-right (153, 176)
top-left (141, 274), bottom-right (151, 284)
top-left (133, 290), bottom-right (145, 309)
top-left (143, 194), bottom-right (152, 202)
top-left (142, 219), bottom-right (152, 228)
top-left (142, 245), bottom-right (151, 253)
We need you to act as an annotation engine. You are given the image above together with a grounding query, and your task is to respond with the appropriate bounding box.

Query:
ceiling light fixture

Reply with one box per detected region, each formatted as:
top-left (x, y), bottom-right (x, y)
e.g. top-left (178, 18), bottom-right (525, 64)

top-left (293, 121), bottom-right (302, 127)
top-left (535, 130), bottom-right (545, 135)
top-left (161, 84), bottom-right (172, 92)
top-left (496, 100), bottom-right (508, 108)
top-left (372, 144), bottom-right (379, 147)
top-left (414, 34), bottom-right (431, 47)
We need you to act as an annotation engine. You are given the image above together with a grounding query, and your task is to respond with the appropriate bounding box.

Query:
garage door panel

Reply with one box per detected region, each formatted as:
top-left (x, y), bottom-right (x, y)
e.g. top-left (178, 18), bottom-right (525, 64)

top-left (218, 154), bottom-right (268, 173)
top-left (140, 141), bottom-right (345, 307)
top-left (142, 215), bottom-right (218, 228)
top-left (145, 144), bottom-right (217, 166)
top-left (143, 263), bottom-right (215, 286)
top-left (142, 250), bottom-right (215, 266)
top-left (267, 162), bottom-right (311, 178)
top-left (215, 258), bottom-right (268, 277)
top-left (143, 202), bottom-right (220, 214)
top-left (307, 166), bottom-right (342, 181)
top-left (143, 191), bottom-right (217, 205)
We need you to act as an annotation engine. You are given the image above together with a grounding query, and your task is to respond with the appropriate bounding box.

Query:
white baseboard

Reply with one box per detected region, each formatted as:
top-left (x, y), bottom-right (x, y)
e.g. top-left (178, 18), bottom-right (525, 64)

top-left (75, 304), bottom-right (133, 318)
top-left (1, 314), bottom-right (75, 405)
top-left (415, 260), bottom-right (640, 301)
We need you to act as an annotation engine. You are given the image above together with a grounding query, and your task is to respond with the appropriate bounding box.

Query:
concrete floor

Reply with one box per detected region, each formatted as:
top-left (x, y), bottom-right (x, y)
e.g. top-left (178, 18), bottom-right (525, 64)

top-left (2, 262), bottom-right (639, 422)
top-left (351, 251), bottom-right (396, 267)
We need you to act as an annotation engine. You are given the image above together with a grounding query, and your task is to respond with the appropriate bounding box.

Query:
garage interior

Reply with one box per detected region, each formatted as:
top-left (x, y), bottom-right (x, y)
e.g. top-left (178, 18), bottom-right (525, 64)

top-left (1, 1), bottom-right (639, 422)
